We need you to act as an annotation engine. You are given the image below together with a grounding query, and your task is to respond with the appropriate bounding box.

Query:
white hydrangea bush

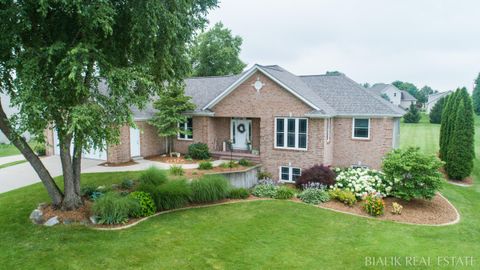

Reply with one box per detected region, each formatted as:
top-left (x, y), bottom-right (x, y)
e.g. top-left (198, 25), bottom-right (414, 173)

top-left (333, 167), bottom-right (393, 198)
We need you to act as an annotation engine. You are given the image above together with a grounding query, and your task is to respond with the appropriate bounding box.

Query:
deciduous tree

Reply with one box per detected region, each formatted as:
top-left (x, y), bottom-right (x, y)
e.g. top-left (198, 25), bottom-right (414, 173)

top-left (0, 0), bottom-right (217, 209)
top-left (190, 22), bottom-right (246, 76)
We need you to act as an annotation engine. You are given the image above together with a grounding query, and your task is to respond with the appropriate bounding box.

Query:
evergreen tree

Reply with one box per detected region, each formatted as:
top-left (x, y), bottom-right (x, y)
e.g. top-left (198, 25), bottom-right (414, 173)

top-left (149, 83), bottom-right (196, 154)
top-left (445, 101), bottom-right (473, 179)
top-left (403, 103), bottom-right (421, 123)
top-left (429, 96), bottom-right (446, 124)
top-left (439, 90), bottom-right (458, 160)
top-left (472, 73), bottom-right (480, 115)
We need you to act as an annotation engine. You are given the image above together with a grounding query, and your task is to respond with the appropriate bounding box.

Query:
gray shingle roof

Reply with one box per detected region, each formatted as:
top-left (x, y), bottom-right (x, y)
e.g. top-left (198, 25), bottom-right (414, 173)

top-left (301, 75), bottom-right (405, 116)
top-left (132, 64), bottom-right (405, 119)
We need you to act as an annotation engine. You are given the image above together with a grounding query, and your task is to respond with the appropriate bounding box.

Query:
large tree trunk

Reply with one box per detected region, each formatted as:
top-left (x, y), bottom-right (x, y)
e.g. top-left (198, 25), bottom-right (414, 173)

top-left (0, 101), bottom-right (63, 207)
top-left (58, 133), bottom-right (83, 210)
top-left (72, 142), bottom-right (82, 196)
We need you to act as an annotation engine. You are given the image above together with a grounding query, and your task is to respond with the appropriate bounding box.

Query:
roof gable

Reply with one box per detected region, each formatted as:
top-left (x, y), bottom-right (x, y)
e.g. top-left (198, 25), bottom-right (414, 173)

top-left (202, 65), bottom-right (332, 114)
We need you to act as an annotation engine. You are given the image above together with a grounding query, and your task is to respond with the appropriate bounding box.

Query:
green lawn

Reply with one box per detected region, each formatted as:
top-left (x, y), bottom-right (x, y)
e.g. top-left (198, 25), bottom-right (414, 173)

top-left (0, 143), bottom-right (20, 157)
top-left (0, 160), bottom-right (27, 170)
top-left (0, 119), bottom-right (479, 269)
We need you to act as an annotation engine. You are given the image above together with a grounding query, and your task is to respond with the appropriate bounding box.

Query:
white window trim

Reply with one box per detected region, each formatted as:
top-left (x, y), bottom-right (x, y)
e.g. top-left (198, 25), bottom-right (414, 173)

top-left (352, 118), bottom-right (370, 140)
top-left (177, 118), bottom-right (193, 141)
top-left (325, 118), bottom-right (332, 143)
top-left (274, 117), bottom-right (308, 151)
top-left (278, 166), bottom-right (302, 183)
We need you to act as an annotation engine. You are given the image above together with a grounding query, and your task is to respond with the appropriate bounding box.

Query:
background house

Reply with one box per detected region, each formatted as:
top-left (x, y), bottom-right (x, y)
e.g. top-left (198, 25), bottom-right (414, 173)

top-left (370, 83), bottom-right (417, 109)
top-left (0, 93), bottom-right (31, 143)
top-left (426, 91), bottom-right (453, 113)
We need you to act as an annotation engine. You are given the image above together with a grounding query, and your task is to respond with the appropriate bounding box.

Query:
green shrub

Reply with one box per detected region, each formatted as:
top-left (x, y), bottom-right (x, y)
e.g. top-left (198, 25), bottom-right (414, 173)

top-left (329, 189), bottom-right (356, 206)
top-left (228, 188), bottom-right (250, 199)
top-left (120, 179), bottom-right (135, 189)
top-left (169, 165), bottom-right (185, 176)
top-left (429, 96), bottom-right (446, 124)
top-left (274, 186), bottom-right (295, 199)
top-left (139, 167), bottom-right (168, 186)
top-left (80, 184), bottom-right (97, 197)
top-left (220, 160), bottom-right (238, 168)
top-left (188, 143), bottom-right (210, 160)
top-left (298, 188), bottom-right (330, 205)
top-left (35, 144), bottom-right (46, 156)
top-left (238, 159), bottom-right (253, 166)
top-left (190, 175), bottom-right (231, 203)
top-left (257, 171), bottom-right (273, 180)
top-left (362, 194), bottom-right (385, 216)
top-left (382, 147), bottom-right (443, 200)
top-left (403, 103), bottom-right (421, 123)
top-left (252, 182), bottom-right (277, 198)
top-left (198, 161), bottom-right (213, 170)
top-left (154, 180), bottom-right (192, 211)
top-left (92, 192), bottom-right (140, 225)
top-left (128, 191), bottom-right (156, 217)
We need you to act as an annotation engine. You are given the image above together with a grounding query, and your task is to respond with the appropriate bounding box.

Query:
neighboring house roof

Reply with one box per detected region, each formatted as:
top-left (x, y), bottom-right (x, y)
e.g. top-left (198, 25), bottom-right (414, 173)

top-left (401, 90), bottom-right (417, 101)
top-left (427, 91), bottom-right (452, 105)
top-left (369, 83), bottom-right (417, 102)
top-left (369, 83), bottom-right (392, 95)
top-left (132, 64), bottom-right (405, 119)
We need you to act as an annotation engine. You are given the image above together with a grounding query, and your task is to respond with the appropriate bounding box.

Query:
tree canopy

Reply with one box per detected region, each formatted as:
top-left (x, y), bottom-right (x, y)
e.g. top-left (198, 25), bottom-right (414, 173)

top-left (190, 22), bottom-right (246, 76)
top-left (0, 0), bottom-right (217, 209)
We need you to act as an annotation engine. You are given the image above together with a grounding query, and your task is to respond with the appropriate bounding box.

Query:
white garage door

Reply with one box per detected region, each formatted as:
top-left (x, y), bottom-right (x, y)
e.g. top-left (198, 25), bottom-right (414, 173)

top-left (53, 131), bottom-right (107, 161)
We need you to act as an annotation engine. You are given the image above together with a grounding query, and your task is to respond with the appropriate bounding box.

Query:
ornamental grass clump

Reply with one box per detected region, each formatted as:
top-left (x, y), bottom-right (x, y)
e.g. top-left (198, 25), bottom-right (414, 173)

top-left (228, 188), bottom-right (250, 199)
top-left (362, 193), bottom-right (385, 216)
top-left (154, 180), bottom-right (192, 211)
top-left (139, 166), bottom-right (168, 186)
top-left (190, 175), bottom-right (231, 203)
top-left (274, 186), bottom-right (295, 200)
top-left (92, 192), bottom-right (140, 225)
top-left (334, 167), bottom-right (392, 198)
top-left (298, 188), bottom-right (330, 205)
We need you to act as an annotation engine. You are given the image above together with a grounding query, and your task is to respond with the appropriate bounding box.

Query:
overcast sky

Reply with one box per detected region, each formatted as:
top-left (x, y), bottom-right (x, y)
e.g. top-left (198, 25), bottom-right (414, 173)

top-left (207, 0), bottom-right (480, 92)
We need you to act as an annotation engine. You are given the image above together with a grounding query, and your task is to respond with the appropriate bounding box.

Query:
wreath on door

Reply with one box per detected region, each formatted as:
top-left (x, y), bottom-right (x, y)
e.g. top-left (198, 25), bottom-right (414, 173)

top-left (237, 123), bottom-right (246, 133)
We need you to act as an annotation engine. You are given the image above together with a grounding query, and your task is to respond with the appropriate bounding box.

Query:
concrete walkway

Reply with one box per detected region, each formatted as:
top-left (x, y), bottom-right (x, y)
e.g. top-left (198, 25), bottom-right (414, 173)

top-left (0, 156), bottom-right (102, 194)
top-left (0, 157), bottom-right (226, 194)
top-left (0, 155), bottom-right (25, 166)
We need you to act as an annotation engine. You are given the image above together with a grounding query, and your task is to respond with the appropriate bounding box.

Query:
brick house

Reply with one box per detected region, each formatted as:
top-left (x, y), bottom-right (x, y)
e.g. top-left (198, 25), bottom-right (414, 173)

top-left (45, 64), bottom-right (405, 182)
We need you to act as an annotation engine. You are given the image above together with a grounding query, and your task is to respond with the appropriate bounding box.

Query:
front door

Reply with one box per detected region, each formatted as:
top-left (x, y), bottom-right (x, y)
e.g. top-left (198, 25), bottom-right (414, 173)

top-left (130, 127), bottom-right (141, 157)
top-left (231, 119), bottom-right (251, 150)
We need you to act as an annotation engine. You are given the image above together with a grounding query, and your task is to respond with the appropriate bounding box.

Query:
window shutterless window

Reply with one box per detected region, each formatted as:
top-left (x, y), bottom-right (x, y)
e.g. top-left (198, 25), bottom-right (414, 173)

top-left (275, 118), bottom-right (308, 150)
top-left (178, 117), bottom-right (193, 140)
top-left (279, 166), bottom-right (302, 182)
top-left (352, 118), bottom-right (370, 139)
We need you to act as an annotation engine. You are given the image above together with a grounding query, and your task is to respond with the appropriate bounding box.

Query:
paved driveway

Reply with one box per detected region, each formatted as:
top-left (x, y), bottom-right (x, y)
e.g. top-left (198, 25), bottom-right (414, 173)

top-left (0, 156), bottom-right (102, 194)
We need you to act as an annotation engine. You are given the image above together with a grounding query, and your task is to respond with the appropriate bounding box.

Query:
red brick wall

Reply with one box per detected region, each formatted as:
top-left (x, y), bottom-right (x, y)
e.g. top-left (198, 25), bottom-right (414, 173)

top-left (332, 117), bottom-right (394, 169)
top-left (211, 71), bottom-right (326, 179)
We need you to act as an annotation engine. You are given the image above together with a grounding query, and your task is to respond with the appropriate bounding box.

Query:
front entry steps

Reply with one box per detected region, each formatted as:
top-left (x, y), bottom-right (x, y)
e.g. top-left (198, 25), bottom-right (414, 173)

top-left (211, 151), bottom-right (261, 163)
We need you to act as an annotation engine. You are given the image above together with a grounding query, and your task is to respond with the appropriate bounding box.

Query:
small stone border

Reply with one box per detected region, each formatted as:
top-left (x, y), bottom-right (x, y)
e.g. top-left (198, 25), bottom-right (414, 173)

top-left (315, 193), bottom-right (460, 227)
top-left (92, 193), bottom-right (460, 231)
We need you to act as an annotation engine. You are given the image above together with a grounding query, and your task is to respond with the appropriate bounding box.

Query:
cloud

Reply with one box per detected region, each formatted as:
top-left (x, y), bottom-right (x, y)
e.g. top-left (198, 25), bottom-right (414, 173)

top-left (208, 0), bottom-right (480, 91)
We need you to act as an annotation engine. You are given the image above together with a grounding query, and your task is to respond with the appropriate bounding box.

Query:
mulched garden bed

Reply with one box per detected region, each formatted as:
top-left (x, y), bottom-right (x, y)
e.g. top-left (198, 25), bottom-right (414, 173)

top-left (320, 193), bottom-right (458, 225)
top-left (41, 201), bottom-right (93, 224)
top-left (99, 161), bottom-right (138, 167)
